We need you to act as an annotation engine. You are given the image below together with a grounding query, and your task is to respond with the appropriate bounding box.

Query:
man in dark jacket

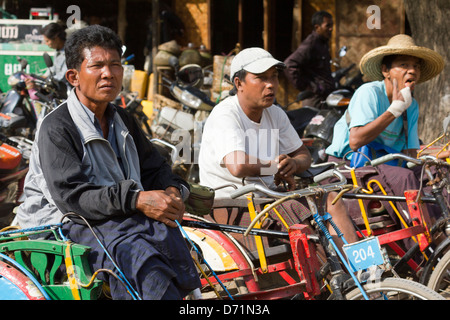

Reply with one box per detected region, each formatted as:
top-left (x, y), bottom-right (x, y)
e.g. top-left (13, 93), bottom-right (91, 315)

top-left (284, 10), bottom-right (334, 109)
top-left (17, 25), bottom-right (200, 300)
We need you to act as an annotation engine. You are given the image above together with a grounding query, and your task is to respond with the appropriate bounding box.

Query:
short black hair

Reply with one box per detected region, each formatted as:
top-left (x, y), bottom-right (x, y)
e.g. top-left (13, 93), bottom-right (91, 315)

top-left (64, 25), bottom-right (122, 70)
top-left (229, 69), bottom-right (247, 96)
top-left (42, 22), bottom-right (66, 41)
top-left (311, 11), bottom-right (332, 27)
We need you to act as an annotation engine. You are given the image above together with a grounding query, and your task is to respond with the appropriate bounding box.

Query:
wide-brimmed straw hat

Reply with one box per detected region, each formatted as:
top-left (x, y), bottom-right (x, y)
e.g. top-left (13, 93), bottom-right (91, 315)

top-left (360, 34), bottom-right (444, 83)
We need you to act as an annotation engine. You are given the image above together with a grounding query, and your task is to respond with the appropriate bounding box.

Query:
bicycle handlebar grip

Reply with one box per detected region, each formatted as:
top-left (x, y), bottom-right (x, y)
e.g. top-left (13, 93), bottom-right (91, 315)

top-left (370, 153), bottom-right (422, 167)
top-left (313, 169), bottom-right (345, 184)
top-left (30, 74), bottom-right (46, 82)
top-left (369, 154), bottom-right (396, 167)
top-left (35, 91), bottom-right (51, 103)
top-left (230, 184), bottom-right (258, 199)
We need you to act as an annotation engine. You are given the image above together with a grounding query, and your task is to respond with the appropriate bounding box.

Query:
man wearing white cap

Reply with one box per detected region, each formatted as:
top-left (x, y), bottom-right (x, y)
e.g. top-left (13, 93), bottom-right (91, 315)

top-left (199, 47), bottom-right (358, 248)
top-left (326, 34), bottom-right (445, 226)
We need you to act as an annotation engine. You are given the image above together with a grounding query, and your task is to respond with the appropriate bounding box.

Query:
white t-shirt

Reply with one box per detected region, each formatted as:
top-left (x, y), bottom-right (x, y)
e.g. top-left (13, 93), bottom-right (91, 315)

top-left (199, 95), bottom-right (303, 198)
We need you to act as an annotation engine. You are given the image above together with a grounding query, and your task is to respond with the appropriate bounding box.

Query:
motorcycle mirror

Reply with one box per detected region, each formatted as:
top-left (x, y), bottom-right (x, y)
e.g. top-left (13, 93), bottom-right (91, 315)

top-left (43, 52), bottom-right (54, 68)
top-left (177, 64), bottom-right (203, 88)
top-left (339, 46), bottom-right (347, 58)
top-left (296, 90), bottom-right (314, 102)
top-left (19, 58), bottom-right (28, 71)
top-left (168, 56), bottom-right (180, 70)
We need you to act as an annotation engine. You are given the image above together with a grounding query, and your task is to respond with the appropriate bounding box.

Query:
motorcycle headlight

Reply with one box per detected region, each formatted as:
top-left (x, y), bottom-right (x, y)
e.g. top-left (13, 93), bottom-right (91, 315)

top-left (7, 75), bottom-right (20, 87)
top-left (326, 93), bottom-right (350, 107)
top-left (180, 90), bottom-right (202, 109)
top-left (172, 85), bottom-right (202, 109)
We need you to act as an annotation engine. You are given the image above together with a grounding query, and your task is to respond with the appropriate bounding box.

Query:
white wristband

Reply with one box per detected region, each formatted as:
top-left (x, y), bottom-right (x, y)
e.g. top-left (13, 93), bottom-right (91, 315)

top-left (387, 87), bottom-right (412, 118)
top-left (388, 100), bottom-right (407, 118)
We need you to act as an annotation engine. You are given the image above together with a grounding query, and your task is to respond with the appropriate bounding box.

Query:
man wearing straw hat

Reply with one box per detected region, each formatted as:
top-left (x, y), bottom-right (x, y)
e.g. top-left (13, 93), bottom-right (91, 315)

top-left (326, 34), bottom-right (445, 224)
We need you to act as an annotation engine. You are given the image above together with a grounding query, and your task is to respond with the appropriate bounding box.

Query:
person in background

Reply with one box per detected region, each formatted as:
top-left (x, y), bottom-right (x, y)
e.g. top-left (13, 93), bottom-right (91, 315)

top-left (26, 22), bottom-right (70, 93)
top-left (284, 10), bottom-right (335, 109)
top-left (41, 22), bottom-right (68, 82)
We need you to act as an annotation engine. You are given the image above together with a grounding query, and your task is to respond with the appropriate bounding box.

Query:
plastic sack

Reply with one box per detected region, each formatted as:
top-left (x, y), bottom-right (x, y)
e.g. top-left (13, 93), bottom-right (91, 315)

top-left (350, 141), bottom-right (406, 168)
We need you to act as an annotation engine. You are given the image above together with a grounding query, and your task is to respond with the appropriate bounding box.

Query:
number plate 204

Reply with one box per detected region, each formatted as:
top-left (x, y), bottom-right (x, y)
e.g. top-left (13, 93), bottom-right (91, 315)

top-left (343, 237), bottom-right (385, 271)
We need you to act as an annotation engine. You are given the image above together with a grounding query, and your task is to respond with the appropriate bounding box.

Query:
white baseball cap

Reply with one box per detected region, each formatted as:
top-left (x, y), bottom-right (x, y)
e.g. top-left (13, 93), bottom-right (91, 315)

top-left (230, 47), bottom-right (285, 81)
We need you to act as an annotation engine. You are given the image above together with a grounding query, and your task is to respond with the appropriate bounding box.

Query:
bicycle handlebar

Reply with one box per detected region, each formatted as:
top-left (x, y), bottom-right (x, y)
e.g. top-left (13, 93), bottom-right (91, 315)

top-left (228, 169), bottom-right (351, 237)
top-left (369, 153), bottom-right (449, 168)
top-left (230, 169), bottom-right (347, 200)
top-left (369, 153), bottom-right (422, 167)
top-left (313, 168), bottom-right (345, 183)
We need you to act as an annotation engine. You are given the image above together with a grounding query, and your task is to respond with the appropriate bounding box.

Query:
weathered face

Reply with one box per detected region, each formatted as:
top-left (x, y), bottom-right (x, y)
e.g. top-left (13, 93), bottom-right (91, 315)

top-left (236, 66), bottom-right (279, 110)
top-left (315, 16), bottom-right (333, 40)
top-left (67, 46), bottom-right (123, 107)
top-left (382, 54), bottom-right (421, 91)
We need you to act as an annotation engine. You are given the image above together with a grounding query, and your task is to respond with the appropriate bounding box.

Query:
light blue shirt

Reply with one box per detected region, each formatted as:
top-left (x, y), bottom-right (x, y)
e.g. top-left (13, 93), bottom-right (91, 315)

top-left (326, 80), bottom-right (420, 160)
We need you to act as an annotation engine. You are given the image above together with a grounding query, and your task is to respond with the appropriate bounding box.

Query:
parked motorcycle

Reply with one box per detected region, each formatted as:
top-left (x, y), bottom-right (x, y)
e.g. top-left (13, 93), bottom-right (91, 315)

top-left (302, 88), bottom-right (353, 163)
top-left (285, 47), bottom-right (363, 163)
top-left (0, 132), bottom-right (32, 229)
top-left (0, 54), bottom-right (66, 139)
top-left (152, 55), bottom-right (215, 182)
top-left (115, 91), bottom-right (153, 138)
top-left (41, 52), bottom-right (70, 100)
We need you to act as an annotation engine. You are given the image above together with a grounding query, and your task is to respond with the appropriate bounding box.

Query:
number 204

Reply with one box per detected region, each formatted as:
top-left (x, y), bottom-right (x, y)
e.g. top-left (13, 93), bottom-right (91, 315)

top-left (343, 237), bottom-right (385, 271)
top-left (352, 245), bottom-right (376, 263)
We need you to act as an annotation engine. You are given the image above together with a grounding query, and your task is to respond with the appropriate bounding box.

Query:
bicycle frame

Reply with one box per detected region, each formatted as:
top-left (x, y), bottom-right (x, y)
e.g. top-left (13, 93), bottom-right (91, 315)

top-left (0, 224), bottom-right (103, 300)
top-left (225, 170), bottom-right (375, 299)
top-left (338, 153), bottom-right (450, 282)
top-left (182, 199), bottom-right (321, 299)
top-left (178, 169), bottom-right (369, 300)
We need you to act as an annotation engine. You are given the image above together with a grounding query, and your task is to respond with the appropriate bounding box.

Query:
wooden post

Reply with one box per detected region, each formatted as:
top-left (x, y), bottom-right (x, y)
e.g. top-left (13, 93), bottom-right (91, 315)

top-left (291, 0), bottom-right (302, 51)
top-left (151, 0), bottom-right (160, 98)
top-left (117, 0), bottom-right (127, 44)
top-left (206, 0), bottom-right (212, 50)
top-left (238, 0), bottom-right (243, 47)
top-left (263, 0), bottom-right (269, 50)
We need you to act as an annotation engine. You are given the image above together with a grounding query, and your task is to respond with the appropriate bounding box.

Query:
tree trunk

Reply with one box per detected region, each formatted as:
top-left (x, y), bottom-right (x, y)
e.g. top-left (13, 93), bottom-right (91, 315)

top-left (403, 0), bottom-right (450, 144)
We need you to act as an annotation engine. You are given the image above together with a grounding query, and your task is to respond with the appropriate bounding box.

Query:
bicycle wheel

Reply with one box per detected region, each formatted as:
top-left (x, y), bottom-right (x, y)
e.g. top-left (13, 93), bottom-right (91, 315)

top-left (427, 249), bottom-right (450, 298)
top-left (344, 277), bottom-right (445, 300)
top-left (0, 260), bottom-right (46, 300)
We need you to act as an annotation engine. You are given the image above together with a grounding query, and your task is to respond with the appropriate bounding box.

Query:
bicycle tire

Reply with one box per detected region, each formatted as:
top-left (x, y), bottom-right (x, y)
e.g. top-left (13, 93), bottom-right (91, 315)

top-left (344, 277), bottom-right (445, 300)
top-left (427, 249), bottom-right (450, 297)
top-left (419, 237), bottom-right (450, 285)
